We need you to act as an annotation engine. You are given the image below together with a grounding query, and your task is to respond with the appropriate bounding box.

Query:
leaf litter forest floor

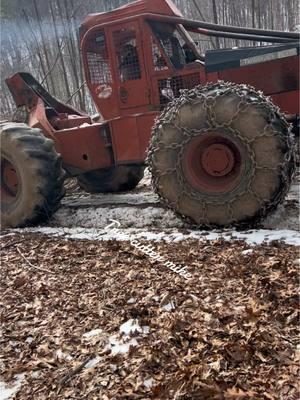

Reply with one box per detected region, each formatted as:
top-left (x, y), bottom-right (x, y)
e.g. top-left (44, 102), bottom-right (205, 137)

top-left (1, 170), bottom-right (300, 400)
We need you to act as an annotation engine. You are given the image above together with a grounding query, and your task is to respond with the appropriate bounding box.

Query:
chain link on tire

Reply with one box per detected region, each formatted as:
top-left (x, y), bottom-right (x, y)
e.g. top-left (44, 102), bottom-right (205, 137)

top-left (147, 81), bottom-right (295, 228)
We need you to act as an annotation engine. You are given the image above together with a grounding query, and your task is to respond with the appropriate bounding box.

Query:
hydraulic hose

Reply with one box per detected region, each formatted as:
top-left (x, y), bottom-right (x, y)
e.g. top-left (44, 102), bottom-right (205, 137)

top-left (146, 14), bottom-right (300, 41)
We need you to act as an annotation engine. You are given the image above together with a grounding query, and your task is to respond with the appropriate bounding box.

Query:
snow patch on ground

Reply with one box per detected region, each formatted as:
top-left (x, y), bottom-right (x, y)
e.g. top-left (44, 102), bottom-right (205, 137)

top-left (108, 319), bottom-right (149, 355)
top-left (144, 378), bottom-right (155, 388)
top-left (80, 320), bottom-right (149, 357)
top-left (55, 350), bottom-right (73, 362)
top-left (84, 356), bottom-right (102, 369)
top-left (162, 301), bottom-right (176, 312)
top-left (53, 200), bottom-right (299, 231)
top-left (0, 373), bottom-right (25, 400)
top-left (5, 172), bottom-right (299, 246)
top-left (83, 328), bottom-right (103, 339)
top-left (17, 226), bottom-right (300, 246)
top-left (52, 205), bottom-right (182, 230)
top-left (241, 249), bottom-right (254, 255)
top-left (120, 319), bottom-right (149, 335)
top-left (52, 179), bottom-right (299, 231)
top-left (107, 336), bottom-right (139, 355)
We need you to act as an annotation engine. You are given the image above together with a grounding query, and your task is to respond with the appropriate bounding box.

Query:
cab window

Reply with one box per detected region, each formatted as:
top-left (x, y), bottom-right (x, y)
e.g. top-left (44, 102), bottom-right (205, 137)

top-left (150, 22), bottom-right (198, 70)
top-left (113, 27), bottom-right (142, 82)
top-left (86, 31), bottom-right (112, 84)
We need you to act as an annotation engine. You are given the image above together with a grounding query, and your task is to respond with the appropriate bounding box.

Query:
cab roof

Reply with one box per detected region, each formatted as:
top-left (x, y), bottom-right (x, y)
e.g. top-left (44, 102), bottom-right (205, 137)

top-left (81, 0), bottom-right (182, 31)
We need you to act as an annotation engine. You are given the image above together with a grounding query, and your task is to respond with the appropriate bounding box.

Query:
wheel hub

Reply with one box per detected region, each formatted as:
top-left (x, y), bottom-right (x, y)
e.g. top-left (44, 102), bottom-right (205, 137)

top-left (182, 132), bottom-right (243, 193)
top-left (1, 157), bottom-right (19, 201)
top-left (201, 144), bottom-right (235, 177)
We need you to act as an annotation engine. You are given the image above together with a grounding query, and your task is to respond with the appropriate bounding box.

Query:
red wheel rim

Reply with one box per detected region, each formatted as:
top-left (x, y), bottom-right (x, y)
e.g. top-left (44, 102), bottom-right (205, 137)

top-left (182, 132), bottom-right (243, 193)
top-left (1, 157), bottom-right (20, 203)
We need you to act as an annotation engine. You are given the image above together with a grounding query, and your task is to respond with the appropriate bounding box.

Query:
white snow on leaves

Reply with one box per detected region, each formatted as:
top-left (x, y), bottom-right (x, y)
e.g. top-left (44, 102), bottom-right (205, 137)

top-left (83, 328), bottom-right (103, 339)
top-left (0, 374), bottom-right (25, 400)
top-left (82, 319), bottom-right (150, 361)
top-left (119, 319), bottom-right (149, 335)
top-left (14, 226), bottom-right (300, 246)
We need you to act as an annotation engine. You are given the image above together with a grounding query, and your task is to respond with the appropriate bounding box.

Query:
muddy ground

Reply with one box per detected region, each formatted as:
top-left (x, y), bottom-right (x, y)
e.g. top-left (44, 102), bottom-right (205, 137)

top-left (52, 169), bottom-right (300, 232)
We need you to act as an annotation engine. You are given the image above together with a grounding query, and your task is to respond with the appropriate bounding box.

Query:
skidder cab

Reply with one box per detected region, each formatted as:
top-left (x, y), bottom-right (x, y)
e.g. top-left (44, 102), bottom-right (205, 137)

top-left (1, 0), bottom-right (299, 228)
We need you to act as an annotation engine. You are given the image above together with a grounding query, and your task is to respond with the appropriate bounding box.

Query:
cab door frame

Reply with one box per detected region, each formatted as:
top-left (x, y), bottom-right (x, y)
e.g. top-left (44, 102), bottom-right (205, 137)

top-left (108, 20), bottom-right (151, 112)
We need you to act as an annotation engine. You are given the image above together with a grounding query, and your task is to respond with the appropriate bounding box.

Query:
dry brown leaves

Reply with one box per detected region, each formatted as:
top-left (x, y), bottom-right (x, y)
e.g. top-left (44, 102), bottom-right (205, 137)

top-left (0, 233), bottom-right (299, 399)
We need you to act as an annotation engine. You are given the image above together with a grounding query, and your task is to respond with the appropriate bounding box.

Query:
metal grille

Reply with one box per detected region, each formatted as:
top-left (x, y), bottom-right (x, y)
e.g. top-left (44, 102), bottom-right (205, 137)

top-left (158, 73), bottom-right (200, 105)
top-left (87, 32), bottom-right (112, 85)
top-left (87, 52), bottom-right (112, 85)
top-left (113, 28), bottom-right (141, 82)
top-left (151, 36), bottom-right (168, 72)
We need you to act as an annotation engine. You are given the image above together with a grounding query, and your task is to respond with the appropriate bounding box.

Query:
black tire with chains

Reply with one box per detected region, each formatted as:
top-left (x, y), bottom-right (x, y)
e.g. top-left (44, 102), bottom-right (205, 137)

top-left (77, 166), bottom-right (144, 193)
top-left (147, 82), bottom-right (295, 228)
top-left (1, 122), bottom-right (66, 228)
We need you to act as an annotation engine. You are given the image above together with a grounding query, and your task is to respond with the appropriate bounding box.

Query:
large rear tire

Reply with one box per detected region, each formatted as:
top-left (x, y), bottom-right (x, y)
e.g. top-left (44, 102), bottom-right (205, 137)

top-left (147, 82), bottom-right (295, 227)
top-left (1, 122), bottom-right (65, 228)
top-left (77, 166), bottom-right (144, 193)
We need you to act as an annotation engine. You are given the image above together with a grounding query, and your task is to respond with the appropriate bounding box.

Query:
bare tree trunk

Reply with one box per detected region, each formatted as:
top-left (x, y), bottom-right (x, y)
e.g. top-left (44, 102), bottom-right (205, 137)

top-left (212, 0), bottom-right (221, 48)
top-left (61, 0), bottom-right (85, 110)
top-left (252, 0), bottom-right (256, 45)
top-left (69, 0), bottom-right (86, 110)
top-left (22, 9), bottom-right (50, 90)
top-left (32, 0), bottom-right (56, 96)
top-left (49, 1), bottom-right (72, 100)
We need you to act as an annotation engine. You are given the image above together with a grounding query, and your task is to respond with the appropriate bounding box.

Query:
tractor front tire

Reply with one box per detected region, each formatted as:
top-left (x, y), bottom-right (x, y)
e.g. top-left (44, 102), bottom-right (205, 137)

top-left (148, 82), bottom-right (294, 227)
top-left (77, 166), bottom-right (144, 193)
top-left (1, 122), bottom-right (65, 228)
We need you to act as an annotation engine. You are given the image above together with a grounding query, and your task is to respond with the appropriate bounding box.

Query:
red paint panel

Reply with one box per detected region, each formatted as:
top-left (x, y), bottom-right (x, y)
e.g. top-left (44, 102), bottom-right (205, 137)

top-left (111, 117), bottom-right (141, 162)
top-left (55, 124), bottom-right (113, 173)
top-left (218, 56), bottom-right (299, 116)
top-left (271, 90), bottom-right (299, 115)
top-left (219, 56), bottom-right (299, 97)
top-left (110, 112), bottom-right (157, 163)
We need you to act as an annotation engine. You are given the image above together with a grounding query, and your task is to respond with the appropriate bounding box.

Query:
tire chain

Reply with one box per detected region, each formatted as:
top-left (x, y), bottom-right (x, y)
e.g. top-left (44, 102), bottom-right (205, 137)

top-left (147, 81), bottom-right (295, 228)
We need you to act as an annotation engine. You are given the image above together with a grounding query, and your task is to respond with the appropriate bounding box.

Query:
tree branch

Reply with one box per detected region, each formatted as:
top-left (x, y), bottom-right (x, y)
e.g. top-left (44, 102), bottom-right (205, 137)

top-left (16, 247), bottom-right (54, 274)
top-left (65, 81), bottom-right (86, 104)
